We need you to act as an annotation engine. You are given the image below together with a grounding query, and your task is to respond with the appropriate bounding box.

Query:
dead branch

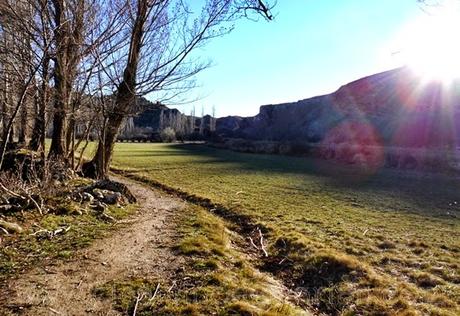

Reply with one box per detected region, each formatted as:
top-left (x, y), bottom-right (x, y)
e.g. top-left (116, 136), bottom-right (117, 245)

top-left (0, 181), bottom-right (23, 199)
top-left (30, 226), bottom-right (71, 238)
top-left (24, 192), bottom-right (43, 215)
top-left (132, 292), bottom-right (146, 316)
top-left (249, 236), bottom-right (260, 250)
top-left (258, 228), bottom-right (268, 257)
top-left (0, 181), bottom-right (42, 214)
top-left (48, 307), bottom-right (61, 315)
top-left (167, 281), bottom-right (176, 293)
top-left (149, 283), bottom-right (160, 302)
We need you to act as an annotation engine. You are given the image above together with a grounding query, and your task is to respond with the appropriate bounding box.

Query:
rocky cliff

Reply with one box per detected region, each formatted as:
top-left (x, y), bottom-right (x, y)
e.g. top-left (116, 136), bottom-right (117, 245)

top-left (217, 67), bottom-right (460, 149)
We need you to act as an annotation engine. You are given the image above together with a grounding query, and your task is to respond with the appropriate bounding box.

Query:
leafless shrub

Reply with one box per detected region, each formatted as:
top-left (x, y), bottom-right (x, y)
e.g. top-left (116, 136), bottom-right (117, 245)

top-left (160, 127), bottom-right (176, 143)
top-left (0, 159), bottom-right (74, 214)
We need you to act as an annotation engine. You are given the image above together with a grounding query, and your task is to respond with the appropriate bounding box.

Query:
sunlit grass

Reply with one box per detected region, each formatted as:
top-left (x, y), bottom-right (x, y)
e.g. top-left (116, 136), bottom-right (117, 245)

top-left (112, 142), bottom-right (460, 315)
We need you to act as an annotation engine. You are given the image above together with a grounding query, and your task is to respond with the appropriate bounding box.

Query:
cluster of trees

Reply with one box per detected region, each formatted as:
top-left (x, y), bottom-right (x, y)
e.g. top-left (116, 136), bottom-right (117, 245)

top-left (0, 0), bottom-right (273, 179)
top-left (157, 106), bottom-right (217, 139)
top-left (158, 110), bottom-right (191, 139)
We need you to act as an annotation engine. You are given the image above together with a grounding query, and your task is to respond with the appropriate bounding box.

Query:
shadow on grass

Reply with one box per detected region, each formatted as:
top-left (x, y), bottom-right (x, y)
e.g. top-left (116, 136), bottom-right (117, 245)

top-left (167, 143), bottom-right (460, 220)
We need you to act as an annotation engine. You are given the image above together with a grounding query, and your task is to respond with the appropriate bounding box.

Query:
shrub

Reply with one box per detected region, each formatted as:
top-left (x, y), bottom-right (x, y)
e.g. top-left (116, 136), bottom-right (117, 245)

top-left (160, 127), bottom-right (176, 143)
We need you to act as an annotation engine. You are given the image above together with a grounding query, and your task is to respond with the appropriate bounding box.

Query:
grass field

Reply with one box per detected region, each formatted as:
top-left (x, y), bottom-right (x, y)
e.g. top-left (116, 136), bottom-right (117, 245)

top-left (111, 143), bottom-right (460, 315)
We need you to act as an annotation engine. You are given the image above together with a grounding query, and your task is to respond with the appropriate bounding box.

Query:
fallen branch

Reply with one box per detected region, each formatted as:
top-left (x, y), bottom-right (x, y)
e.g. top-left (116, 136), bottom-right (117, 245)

top-left (30, 229), bottom-right (48, 236)
top-left (53, 226), bottom-right (71, 235)
top-left (248, 236), bottom-right (260, 250)
top-left (149, 283), bottom-right (160, 302)
top-left (30, 226), bottom-right (71, 238)
top-left (49, 307), bottom-right (62, 315)
top-left (132, 292), bottom-right (145, 316)
top-left (168, 281), bottom-right (176, 293)
top-left (0, 182), bottom-right (43, 215)
top-left (24, 193), bottom-right (43, 215)
top-left (0, 181), bottom-right (23, 199)
top-left (258, 228), bottom-right (268, 257)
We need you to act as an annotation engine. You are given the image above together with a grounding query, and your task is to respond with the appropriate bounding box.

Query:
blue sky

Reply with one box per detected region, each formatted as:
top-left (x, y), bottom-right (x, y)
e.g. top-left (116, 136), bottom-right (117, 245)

top-left (168, 1), bottom-right (426, 117)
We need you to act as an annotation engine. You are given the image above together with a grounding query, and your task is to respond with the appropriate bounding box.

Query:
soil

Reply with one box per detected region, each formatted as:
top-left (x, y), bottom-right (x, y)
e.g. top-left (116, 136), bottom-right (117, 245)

top-left (1, 176), bottom-right (186, 316)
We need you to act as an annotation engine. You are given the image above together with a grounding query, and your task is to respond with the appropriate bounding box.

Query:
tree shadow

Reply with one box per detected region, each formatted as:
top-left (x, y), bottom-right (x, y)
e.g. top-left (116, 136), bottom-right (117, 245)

top-left (170, 143), bottom-right (460, 220)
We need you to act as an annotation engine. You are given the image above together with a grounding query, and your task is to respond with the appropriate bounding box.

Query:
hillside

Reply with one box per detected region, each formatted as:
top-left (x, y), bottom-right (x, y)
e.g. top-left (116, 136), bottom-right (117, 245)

top-left (217, 67), bottom-right (460, 148)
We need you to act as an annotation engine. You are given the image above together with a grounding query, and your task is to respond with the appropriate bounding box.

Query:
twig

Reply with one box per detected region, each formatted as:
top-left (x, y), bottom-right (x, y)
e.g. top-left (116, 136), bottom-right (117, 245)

top-left (258, 228), bottom-right (268, 257)
top-left (29, 229), bottom-right (48, 236)
top-left (0, 227), bottom-right (9, 235)
top-left (29, 226), bottom-right (71, 238)
top-left (0, 181), bottom-right (23, 199)
top-left (168, 281), bottom-right (176, 293)
top-left (0, 181), bottom-right (43, 215)
top-left (25, 193), bottom-right (43, 215)
top-left (149, 283), bottom-right (160, 302)
top-left (132, 292), bottom-right (145, 316)
top-left (53, 226), bottom-right (71, 235)
top-left (248, 236), bottom-right (259, 250)
top-left (49, 308), bottom-right (62, 315)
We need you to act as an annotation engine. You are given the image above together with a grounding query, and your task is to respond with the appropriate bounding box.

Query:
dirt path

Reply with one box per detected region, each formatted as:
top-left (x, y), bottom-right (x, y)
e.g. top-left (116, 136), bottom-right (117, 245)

top-left (3, 177), bottom-right (186, 316)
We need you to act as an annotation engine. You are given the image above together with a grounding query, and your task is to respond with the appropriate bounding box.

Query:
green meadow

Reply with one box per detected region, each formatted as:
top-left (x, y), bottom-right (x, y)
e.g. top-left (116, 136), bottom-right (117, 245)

top-left (111, 142), bottom-right (460, 315)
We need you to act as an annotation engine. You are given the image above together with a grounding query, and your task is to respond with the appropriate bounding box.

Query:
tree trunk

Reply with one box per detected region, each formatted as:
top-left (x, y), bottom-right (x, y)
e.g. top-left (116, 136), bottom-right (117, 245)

top-left (29, 85), bottom-right (47, 151)
top-left (84, 0), bottom-right (148, 179)
top-left (66, 116), bottom-right (75, 154)
top-left (84, 77), bottom-right (136, 178)
top-left (18, 97), bottom-right (28, 144)
top-left (29, 56), bottom-right (49, 152)
top-left (85, 111), bottom-right (124, 178)
top-left (48, 95), bottom-right (67, 157)
top-left (48, 0), bottom-right (68, 159)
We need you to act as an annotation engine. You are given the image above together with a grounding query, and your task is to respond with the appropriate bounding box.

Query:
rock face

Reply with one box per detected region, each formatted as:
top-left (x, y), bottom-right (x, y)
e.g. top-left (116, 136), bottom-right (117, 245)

top-left (216, 67), bottom-right (460, 149)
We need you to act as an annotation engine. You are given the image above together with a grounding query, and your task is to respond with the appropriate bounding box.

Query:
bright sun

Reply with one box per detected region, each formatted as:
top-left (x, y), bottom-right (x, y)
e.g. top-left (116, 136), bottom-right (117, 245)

top-left (397, 1), bottom-right (460, 82)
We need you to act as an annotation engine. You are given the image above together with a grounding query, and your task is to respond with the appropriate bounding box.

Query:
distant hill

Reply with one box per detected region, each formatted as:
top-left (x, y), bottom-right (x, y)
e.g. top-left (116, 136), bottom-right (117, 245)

top-left (130, 68), bottom-right (460, 149)
top-left (217, 67), bottom-right (460, 149)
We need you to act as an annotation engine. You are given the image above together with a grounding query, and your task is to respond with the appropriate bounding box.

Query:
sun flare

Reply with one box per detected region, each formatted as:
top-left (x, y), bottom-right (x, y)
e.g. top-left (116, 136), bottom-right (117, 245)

top-left (397, 2), bottom-right (460, 82)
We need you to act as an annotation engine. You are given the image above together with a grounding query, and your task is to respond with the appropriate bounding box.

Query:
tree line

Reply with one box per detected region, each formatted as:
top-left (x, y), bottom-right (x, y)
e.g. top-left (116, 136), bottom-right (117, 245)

top-left (0, 0), bottom-right (274, 179)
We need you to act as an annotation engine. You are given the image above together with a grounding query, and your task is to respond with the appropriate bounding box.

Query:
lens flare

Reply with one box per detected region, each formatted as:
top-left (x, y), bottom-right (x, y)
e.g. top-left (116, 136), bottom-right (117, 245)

top-left (396, 2), bottom-right (460, 83)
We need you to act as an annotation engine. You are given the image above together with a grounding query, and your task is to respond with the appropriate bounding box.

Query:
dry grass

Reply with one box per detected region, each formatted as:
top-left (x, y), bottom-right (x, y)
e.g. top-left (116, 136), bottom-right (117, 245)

top-left (93, 205), bottom-right (305, 315)
top-left (0, 177), bottom-right (137, 284)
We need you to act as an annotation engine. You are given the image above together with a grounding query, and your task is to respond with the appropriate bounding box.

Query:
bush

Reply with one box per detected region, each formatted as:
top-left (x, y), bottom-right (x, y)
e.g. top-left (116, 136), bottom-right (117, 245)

top-left (160, 127), bottom-right (176, 143)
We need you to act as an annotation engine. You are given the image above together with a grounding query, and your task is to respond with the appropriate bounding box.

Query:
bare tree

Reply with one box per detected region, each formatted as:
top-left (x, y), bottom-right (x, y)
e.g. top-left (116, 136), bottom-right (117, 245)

top-left (0, 0), bottom-right (52, 168)
top-left (211, 105), bottom-right (216, 132)
top-left (84, 0), bottom-right (275, 178)
top-left (190, 105), bottom-right (196, 135)
top-left (199, 106), bottom-right (205, 136)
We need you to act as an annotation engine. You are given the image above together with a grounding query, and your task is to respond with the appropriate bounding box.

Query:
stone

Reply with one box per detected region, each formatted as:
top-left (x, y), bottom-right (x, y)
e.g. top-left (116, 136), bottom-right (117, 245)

top-left (99, 212), bottom-right (116, 223)
top-left (92, 201), bottom-right (107, 213)
top-left (91, 180), bottom-right (137, 203)
top-left (0, 205), bottom-right (13, 212)
top-left (101, 190), bottom-right (122, 205)
top-left (81, 192), bottom-right (95, 203)
top-left (92, 188), bottom-right (105, 200)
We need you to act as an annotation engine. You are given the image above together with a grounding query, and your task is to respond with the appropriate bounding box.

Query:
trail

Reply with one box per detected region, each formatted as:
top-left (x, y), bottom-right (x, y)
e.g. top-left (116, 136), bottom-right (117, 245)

top-left (2, 176), bottom-right (311, 316)
top-left (2, 177), bottom-right (186, 316)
